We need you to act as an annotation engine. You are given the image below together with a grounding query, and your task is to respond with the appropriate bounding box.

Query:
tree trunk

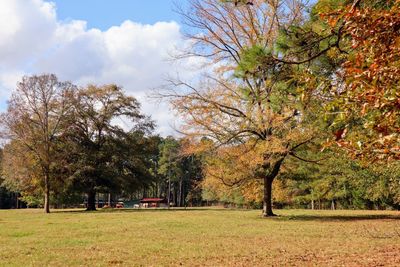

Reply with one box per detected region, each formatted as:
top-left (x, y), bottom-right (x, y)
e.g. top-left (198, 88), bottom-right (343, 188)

top-left (16, 193), bottom-right (19, 209)
top-left (262, 157), bottom-right (285, 217)
top-left (167, 177), bottom-right (171, 209)
top-left (173, 187), bottom-right (176, 207)
top-left (86, 190), bottom-right (97, 211)
top-left (44, 174), bottom-right (50, 213)
top-left (143, 187), bottom-right (147, 199)
top-left (262, 176), bottom-right (275, 217)
top-left (182, 180), bottom-right (186, 208)
top-left (178, 179), bottom-right (183, 207)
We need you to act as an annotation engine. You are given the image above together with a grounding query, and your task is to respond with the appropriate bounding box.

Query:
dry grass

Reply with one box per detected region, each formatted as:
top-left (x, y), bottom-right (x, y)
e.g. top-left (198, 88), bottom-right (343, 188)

top-left (0, 208), bottom-right (399, 266)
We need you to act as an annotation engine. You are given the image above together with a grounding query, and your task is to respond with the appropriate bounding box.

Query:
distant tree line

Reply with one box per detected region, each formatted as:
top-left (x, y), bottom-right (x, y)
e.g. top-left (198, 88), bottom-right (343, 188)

top-left (0, 74), bottom-right (203, 212)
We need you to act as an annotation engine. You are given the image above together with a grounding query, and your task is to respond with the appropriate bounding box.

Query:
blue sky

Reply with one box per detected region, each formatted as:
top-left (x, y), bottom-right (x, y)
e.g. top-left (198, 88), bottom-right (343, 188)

top-left (52, 0), bottom-right (184, 30)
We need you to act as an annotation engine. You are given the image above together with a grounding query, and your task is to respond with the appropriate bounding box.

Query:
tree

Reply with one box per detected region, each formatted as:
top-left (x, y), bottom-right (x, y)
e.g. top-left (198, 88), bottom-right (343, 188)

top-left (263, 0), bottom-right (400, 160)
top-left (201, 146), bottom-right (264, 207)
top-left (325, 0), bottom-right (400, 160)
top-left (0, 148), bottom-right (17, 209)
top-left (65, 84), bottom-right (154, 211)
top-left (113, 131), bottom-right (160, 199)
top-left (1, 141), bottom-right (42, 207)
top-left (223, 1), bottom-right (400, 161)
top-left (163, 0), bottom-right (321, 216)
top-left (157, 136), bottom-right (204, 207)
top-left (0, 74), bottom-right (75, 213)
top-left (157, 137), bottom-right (182, 206)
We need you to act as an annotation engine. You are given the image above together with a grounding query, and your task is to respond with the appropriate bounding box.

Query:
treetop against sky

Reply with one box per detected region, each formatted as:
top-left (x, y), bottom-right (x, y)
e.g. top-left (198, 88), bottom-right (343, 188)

top-left (0, 0), bottom-right (193, 136)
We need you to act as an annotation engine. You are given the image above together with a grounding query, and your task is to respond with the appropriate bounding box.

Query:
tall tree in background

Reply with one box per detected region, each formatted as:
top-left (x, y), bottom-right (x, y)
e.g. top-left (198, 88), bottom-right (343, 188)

top-left (157, 137), bottom-right (182, 206)
top-left (0, 74), bottom-right (75, 213)
top-left (157, 137), bottom-right (203, 207)
top-left (65, 84), bottom-right (153, 211)
top-left (112, 131), bottom-right (160, 200)
top-left (164, 0), bottom-right (321, 216)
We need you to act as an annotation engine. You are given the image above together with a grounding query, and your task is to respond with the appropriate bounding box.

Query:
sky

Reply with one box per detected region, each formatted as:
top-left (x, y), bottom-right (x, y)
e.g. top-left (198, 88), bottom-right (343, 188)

top-left (52, 0), bottom-right (184, 30)
top-left (0, 0), bottom-right (195, 136)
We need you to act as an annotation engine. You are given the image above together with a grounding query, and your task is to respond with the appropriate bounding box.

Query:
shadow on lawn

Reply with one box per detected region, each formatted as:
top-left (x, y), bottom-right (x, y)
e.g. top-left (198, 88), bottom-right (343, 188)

top-left (54, 207), bottom-right (253, 214)
top-left (274, 213), bottom-right (400, 222)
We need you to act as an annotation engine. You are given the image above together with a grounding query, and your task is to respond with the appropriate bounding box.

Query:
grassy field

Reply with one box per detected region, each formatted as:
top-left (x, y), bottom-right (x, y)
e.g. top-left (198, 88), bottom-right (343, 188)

top-left (0, 208), bottom-right (399, 266)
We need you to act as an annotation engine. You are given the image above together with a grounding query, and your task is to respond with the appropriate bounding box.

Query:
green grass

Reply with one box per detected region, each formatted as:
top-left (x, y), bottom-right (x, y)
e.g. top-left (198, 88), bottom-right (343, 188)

top-left (0, 208), bottom-right (399, 266)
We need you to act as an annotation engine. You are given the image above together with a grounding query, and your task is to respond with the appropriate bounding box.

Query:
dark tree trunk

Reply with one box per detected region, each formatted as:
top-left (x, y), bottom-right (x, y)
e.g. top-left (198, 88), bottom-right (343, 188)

top-left (173, 186), bottom-right (176, 206)
top-left (178, 179), bottom-right (183, 207)
top-left (44, 174), bottom-right (50, 213)
top-left (16, 193), bottom-right (19, 209)
top-left (86, 190), bottom-right (97, 211)
top-left (143, 187), bottom-right (147, 198)
top-left (182, 180), bottom-right (186, 208)
top-left (263, 176), bottom-right (275, 217)
top-left (262, 157), bottom-right (285, 217)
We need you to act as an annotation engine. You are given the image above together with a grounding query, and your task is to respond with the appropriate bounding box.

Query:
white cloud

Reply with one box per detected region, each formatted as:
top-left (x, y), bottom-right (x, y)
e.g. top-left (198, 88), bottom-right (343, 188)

top-left (0, 0), bottom-right (56, 67)
top-left (0, 0), bottom-right (200, 136)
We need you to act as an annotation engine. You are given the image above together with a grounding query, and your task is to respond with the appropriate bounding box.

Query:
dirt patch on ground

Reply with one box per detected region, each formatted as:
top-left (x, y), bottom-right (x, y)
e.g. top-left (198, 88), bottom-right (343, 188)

top-left (276, 245), bottom-right (400, 267)
top-left (178, 245), bottom-right (400, 267)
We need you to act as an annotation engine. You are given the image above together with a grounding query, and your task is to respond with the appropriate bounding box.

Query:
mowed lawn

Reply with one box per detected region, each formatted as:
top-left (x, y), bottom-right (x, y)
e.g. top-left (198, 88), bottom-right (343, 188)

top-left (0, 208), bottom-right (399, 266)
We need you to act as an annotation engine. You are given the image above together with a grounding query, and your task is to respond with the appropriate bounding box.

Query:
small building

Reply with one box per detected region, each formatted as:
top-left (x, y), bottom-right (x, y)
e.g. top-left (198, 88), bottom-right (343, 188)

top-left (140, 198), bottom-right (166, 208)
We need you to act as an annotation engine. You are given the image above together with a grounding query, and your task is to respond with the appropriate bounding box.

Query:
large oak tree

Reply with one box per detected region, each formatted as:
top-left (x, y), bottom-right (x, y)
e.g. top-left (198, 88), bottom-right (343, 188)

top-left (65, 84), bottom-right (154, 211)
top-left (164, 0), bottom-right (320, 216)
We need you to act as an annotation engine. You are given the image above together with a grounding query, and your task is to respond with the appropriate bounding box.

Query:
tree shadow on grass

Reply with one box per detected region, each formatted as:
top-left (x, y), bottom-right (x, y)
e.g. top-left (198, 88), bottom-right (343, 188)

top-left (53, 207), bottom-right (254, 214)
top-left (272, 213), bottom-right (400, 222)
